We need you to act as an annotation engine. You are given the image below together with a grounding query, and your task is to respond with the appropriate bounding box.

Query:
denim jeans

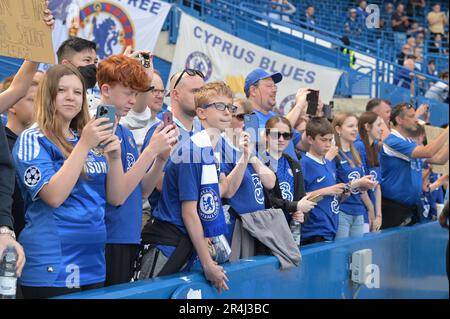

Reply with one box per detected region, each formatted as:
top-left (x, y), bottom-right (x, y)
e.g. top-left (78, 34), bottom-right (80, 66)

top-left (335, 211), bottom-right (365, 239)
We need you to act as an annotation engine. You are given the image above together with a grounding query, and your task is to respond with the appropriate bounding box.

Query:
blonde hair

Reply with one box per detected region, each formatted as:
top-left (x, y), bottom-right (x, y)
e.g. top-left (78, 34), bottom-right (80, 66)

top-left (331, 112), bottom-right (362, 168)
top-left (35, 64), bottom-right (90, 159)
top-left (194, 81), bottom-right (233, 108)
top-left (234, 98), bottom-right (253, 114)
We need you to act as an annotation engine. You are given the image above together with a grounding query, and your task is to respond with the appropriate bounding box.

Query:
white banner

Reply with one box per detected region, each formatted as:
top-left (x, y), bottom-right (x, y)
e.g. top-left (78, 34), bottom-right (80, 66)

top-left (48, 0), bottom-right (171, 61)
top-left (170, 14), bottom-right (343, 113)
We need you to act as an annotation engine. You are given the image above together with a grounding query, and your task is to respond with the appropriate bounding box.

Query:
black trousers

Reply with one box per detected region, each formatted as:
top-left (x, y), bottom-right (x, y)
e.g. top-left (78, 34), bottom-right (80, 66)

top-left (381, 198), bottom-right (419, 229)
top-left (300, 236), bottom-right (326, 246)
top-left (105, 244), bottom-right (139, 287)
top-left (21, 282), bottom-right (104, 299)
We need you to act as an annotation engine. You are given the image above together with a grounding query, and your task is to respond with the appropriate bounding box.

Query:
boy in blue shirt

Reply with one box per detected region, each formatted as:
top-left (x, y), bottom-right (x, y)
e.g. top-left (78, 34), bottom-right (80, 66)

top-left (97, 55), bottom-right (179, 286)
top-left (299, 118), bottom-right (348, 245)
top-left (140, 82), bottom-right (244, 293)
top-left (380, 103), bottom-right (449, 229)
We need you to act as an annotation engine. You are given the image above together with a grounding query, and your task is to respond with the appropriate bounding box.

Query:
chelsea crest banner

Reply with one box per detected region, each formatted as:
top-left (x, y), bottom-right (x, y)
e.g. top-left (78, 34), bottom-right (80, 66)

top-left (48, 0), bottom-right (171, 61)
top-left (170, 13), bottom-right (343, 113)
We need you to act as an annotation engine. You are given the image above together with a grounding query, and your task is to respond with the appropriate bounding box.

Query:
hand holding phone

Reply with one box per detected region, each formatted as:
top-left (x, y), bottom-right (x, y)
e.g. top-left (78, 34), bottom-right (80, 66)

top-left (95, 104), bottom-right (116, 127)
top-left (244, 113), bottom-right (260, 144)
top-left (95, 104), bottom-right (116, 148)
top-left (308, 194), bottom-right (324, 203)
top-left (323, 101), bottom-right (334, 121)
top-left (306, 90), bottom-right (319, 116)
top-left (162, 111), bottom-right (173, 128)
top-left (139, 52), bottom-right (152, 68)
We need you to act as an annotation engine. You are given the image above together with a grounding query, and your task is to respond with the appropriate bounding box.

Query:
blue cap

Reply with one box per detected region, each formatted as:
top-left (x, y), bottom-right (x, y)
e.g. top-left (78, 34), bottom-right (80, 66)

top-left (244, 68), bottom-right (283, 94)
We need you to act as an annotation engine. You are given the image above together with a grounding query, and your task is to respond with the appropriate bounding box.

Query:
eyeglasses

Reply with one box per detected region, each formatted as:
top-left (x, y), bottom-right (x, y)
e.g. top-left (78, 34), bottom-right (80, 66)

top-left (266, 130), bottom-right (293, 140)
top-left (150, 89), bottom-right (167, 96)
top-left (172, 69), bottom-right (205, 91)
top-left (200, 102), bottom-right (237, 113)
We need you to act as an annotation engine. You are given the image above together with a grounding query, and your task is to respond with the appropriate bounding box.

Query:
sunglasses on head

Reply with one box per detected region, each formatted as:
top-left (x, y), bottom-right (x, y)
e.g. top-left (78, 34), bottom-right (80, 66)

top-left (200, 102), bottom-right (237, 113)
top-left (171, 69), bottom-right (205, 91)
top-left (266, 130), bottom-right (293, 140)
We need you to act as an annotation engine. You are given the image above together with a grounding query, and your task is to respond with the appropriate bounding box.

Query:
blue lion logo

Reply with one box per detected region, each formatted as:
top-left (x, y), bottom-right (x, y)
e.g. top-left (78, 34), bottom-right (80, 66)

top-left (202, 196), bottom-right (214, 212)
top-left (199, 187), bottom-right (219, 221)
top-left (92, 16), bottom-right (119, 59)
top-left (185, 52), bottom-right (213, 81)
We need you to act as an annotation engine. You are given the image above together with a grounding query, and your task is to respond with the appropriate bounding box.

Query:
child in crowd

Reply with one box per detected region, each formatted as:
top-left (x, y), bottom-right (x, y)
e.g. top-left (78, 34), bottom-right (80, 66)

top-left (332, 112), bottom-right (378, 239)
top-left (356, 111), bottom-right (384, 232)
top-left (96, 54), bottom-right (178, 286)
top-left (13, 65), bottom-right (123, 298)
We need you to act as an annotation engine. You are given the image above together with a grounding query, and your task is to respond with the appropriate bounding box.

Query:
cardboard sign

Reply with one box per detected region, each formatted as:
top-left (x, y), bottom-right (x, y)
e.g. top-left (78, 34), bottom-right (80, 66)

top-left (424, 125), bottom-right (449, 175)
top-left (0, 0), bottom-right (55, 64)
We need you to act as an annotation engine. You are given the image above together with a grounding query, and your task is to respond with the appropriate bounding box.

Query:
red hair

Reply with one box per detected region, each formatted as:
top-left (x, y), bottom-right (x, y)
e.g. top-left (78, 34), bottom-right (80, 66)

top-left (97, 54), bottom-right (149, 92)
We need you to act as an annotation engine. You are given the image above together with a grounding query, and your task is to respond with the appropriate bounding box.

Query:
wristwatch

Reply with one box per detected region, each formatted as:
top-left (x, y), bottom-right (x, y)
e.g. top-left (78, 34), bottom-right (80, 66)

top-left (0, 226), bottom-right (16, 240)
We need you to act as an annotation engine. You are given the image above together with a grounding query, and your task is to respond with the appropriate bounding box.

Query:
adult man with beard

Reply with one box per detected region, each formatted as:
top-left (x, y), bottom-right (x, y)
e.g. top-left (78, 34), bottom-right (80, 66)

top-left (380, 103), bottom-right (449, 229)
top-left (244, 68), bottom-right (310, 161)
top-left (141, 69), bottom-right (205, 216)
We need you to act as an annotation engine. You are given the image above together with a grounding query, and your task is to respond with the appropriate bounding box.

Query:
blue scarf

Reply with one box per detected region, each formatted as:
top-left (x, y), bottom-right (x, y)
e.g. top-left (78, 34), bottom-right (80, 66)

top-left (191, 131), bottom-right (228, 237)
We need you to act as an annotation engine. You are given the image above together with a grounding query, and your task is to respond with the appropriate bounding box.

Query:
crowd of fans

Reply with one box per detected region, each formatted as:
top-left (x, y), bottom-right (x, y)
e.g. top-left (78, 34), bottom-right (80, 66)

top-left (0, 4), bottom-right (448, 299)
top-left (264, 1), bottom-right (448, 103)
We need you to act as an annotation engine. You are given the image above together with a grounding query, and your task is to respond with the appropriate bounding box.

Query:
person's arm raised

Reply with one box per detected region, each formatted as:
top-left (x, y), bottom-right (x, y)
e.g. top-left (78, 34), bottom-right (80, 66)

top-left (111, 123), bottom-right (177, 206)
top-left (0, 7), bottom-right (54, 113)
top-left (38, 119), bottom-right (113, 208)
top-left (411, 126), bottom-right (449, 158)
top-left (427, 146), bottom-right (449, 165)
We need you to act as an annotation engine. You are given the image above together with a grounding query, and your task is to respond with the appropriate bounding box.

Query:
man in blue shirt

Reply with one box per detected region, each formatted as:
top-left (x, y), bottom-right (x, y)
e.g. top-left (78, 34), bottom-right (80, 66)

top-left (380, 103), bottom-right (449, 229)
top-left (244, 69), bottom-right (311, 161)
top-left (141, 69), bottom-right (205, 216)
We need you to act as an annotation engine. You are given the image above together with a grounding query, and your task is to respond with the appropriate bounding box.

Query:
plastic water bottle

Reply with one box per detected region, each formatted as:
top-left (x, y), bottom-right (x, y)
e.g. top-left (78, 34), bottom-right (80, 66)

top-left (290, 220), bottom-right (301, 247)
top-left (0, 246), bottom-right (17, 299)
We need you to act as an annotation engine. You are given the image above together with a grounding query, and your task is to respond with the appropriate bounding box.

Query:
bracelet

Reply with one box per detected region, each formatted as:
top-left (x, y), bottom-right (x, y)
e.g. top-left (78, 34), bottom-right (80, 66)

top-left (0, 226), bottom-right (16, 240)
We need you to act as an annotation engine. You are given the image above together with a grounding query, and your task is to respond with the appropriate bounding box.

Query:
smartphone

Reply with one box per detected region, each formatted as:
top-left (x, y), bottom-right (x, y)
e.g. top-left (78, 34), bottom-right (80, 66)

top-left (139, 52), bottom-right (151, 68)
top-left (309, 194), bottom-right (324, 203)
top-left (162, 111), bottom-right (173, 128)
top-left (244, 113), bottom-right (260, 144)
top-left (95, 104), bottom-right (116, 126)
top-left (323, 100), bottom-right (334, 121)
top-left (306, 90), bottom-right (319, 116)
top-left (95, 104), bottom-right (116, 148)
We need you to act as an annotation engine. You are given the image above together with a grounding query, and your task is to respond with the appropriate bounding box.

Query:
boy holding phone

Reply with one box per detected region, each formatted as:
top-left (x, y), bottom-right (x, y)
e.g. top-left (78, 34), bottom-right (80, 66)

top-left (300, 118), bottom-right (348, 245)
top-left (97, 55), bottom-right (179, 286)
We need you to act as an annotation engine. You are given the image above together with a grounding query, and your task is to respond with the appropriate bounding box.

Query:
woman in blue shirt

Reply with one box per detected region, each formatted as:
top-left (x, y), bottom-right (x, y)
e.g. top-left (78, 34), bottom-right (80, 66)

top-left (332, 112), bottom-right (378, 239)
top-left (263, 116), bottom-right (316, 235)
top-left (221, 98), bottom-right (276, 243)
top-left (13, 65), bottom-right (124, 299)
top-left (355, 111), bottom-right (384, 232)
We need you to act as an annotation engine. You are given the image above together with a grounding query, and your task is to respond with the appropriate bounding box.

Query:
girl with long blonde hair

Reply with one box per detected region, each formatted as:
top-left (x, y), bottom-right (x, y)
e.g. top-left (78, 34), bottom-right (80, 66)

top-left (12, 64), bottom-right (125, 299)
top-left (331, 112), bottom-right (377, 239)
